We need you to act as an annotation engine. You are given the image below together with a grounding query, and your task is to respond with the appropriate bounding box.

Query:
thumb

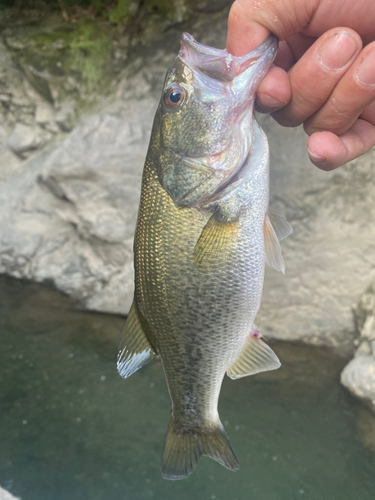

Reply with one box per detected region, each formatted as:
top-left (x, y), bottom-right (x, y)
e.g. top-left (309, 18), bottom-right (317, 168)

top-left (226, 0), bottom-right (319, 55)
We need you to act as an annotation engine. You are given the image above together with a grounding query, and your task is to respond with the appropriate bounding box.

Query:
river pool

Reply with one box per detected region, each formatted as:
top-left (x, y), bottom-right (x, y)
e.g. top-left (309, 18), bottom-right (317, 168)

top-left (0, 276), bottom-right (374, 500)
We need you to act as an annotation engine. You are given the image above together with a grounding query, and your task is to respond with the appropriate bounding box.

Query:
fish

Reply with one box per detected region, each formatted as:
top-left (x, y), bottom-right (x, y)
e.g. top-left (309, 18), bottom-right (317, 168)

top-left (117, 32), bottom-right (292, 480)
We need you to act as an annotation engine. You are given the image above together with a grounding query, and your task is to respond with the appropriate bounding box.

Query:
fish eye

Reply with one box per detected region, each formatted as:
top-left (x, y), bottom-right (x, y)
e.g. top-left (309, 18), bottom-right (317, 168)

top-left (164, 85), bottom-right (185, 109)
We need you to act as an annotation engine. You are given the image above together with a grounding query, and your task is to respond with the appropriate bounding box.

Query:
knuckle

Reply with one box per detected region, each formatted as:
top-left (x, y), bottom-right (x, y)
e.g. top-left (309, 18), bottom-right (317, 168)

top-left (290, 79), bottom-right (326, 109)
top-left (309, 98), bottom-right (355, 135)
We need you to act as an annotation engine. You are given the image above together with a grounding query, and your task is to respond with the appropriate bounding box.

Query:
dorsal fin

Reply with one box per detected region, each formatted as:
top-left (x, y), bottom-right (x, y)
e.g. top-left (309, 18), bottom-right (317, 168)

top-left (117, 301), bottom-right (156, 379)
top-left (227, 327), bottom-right (281, 380)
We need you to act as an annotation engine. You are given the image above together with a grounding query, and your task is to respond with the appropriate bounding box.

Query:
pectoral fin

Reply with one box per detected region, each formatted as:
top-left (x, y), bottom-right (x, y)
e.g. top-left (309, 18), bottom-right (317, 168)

top-left (268, 209), bottom-right (292, 241)
top-left (264, 214), bottom-right (285, 273)
top-left (227, 328), bottom-right (281, 380)
top-left (117, 301), bottom-right (156, 379)
top-left (193, 210), bottom-right (238, 269)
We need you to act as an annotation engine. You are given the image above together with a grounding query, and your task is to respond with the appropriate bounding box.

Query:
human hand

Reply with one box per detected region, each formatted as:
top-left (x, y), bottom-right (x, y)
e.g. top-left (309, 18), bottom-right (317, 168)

top-left (227, 0), bottom-right (375, 170)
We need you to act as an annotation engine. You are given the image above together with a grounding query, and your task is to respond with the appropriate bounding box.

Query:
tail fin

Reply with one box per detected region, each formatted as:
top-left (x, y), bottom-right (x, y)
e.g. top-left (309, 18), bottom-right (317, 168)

top-left (161, 416), bottom-right (239, 480)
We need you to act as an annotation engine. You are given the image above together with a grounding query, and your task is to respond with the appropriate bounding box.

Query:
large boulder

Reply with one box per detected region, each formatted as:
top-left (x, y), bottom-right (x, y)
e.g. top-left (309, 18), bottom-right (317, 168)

top-left (258, 118), bottom-right (375, 353)
top-left (341, 355), bottom-right (375, 412)
top-left (1, 13), bottom-right (375, 357)
top-left (0, 99), bottom-right (155, 314)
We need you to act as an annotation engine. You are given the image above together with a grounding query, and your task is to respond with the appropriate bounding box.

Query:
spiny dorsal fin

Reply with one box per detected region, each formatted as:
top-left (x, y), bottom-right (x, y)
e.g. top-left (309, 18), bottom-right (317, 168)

top-left (268, 209), bottom-right (292, 241)
top-left (193, 210), bottom-right (238, 269)
top-left (227, 327), bottom-right (281, 380)
top-left (264, 213), bottom-right (285, 273)
top-left (117, 301), bottom-right (155, 379)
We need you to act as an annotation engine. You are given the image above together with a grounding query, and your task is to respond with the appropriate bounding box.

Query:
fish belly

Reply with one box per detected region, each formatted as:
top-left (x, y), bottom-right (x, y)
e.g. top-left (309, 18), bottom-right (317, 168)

top-left (135, 161), bottom-right (265, 426)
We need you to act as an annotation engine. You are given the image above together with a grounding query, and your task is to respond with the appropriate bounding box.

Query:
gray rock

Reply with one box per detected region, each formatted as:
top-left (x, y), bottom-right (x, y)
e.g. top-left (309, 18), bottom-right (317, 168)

top-left (255, 116), bottom-right (375, 354)
top-left (0, 100), bottom-right (156, 314)
top-left (1, 93), bottom-right (375, 355)
top-left (55, 99), bottom-right (77, 132)
top-left (354, 281), bottom-right (375, 341)
top-left (341, 281), bottom-right (375, 406)
top-left (355, 341), bottom-right (373, 357)
top-left (0, 15), bottom-right (374, 361)
top-left (35, 101), bottom-right (56, 127)
top-left (7, 123), bottom-right (46, 156)
top-left (0, 487), bottom-right (20, 500)
top-left (0, 144), bottom-right (23, 183)
top-left (341, 355), bottom-right (375, 412)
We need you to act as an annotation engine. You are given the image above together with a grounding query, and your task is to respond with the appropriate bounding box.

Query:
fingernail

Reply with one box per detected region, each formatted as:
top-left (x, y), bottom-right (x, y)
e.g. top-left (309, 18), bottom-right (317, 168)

top-left (320, 32), bottom-right (358, 70)
top-left (357, 49), bottom-right (375, 86)
top-left (256, 93), bottom-right (283, 110)
top-left (308, 149), bottom-right (326, 164)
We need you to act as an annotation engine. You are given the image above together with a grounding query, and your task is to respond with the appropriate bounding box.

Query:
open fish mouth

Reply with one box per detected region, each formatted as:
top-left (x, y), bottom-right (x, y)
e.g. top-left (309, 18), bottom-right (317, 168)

top-left (179, 32), bottom-right (278, 82)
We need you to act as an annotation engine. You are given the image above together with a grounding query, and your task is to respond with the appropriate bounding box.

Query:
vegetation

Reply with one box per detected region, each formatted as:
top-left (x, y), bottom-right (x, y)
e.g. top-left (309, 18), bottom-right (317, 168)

top-left (0, 0), bottom-right (229, 117)
top-left (0, 0), bottom-right (195, 24)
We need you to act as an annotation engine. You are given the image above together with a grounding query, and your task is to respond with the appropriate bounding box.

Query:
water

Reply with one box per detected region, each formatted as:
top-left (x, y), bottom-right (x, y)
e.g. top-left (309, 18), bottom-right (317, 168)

top-left (1, 276), bottom-right (375, 500)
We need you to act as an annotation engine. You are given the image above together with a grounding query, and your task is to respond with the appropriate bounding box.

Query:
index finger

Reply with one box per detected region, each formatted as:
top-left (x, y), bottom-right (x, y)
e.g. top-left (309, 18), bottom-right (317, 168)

top-left (226, 0), bottom-right (318, 56)
top-left (226, 0), bottom-right (270, 56)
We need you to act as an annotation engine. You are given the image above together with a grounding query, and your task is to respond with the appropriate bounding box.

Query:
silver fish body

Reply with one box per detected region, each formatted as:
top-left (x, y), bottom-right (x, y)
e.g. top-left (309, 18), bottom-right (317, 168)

top-left (117, 33), bottom-right (292, 480)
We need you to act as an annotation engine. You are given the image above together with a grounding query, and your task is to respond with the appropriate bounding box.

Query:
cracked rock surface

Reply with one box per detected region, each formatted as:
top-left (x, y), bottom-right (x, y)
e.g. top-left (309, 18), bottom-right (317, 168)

top-left (0, 100), bottom-right (155, 314)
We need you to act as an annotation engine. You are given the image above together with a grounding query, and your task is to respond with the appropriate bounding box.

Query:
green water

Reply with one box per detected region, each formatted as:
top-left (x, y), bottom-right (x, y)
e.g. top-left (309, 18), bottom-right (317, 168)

top-left (1, 276), bottom-right (375, 500)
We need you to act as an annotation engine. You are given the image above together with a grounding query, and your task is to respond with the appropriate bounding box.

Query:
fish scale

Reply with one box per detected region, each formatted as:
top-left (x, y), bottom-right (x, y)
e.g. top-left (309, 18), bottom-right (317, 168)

top-left (117, 32), bottom-right (292, 480)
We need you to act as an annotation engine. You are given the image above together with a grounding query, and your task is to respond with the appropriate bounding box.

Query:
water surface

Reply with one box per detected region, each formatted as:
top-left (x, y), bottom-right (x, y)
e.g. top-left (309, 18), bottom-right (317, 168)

top-left (0, 276), bottom-right (374, 500)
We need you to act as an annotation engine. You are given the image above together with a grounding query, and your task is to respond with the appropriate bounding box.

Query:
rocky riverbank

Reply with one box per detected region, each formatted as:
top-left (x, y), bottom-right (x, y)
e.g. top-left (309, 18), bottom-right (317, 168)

top-left (342, 281), bottom-right (375, 412)
top-left (1, 3), bottom-right (375, 410)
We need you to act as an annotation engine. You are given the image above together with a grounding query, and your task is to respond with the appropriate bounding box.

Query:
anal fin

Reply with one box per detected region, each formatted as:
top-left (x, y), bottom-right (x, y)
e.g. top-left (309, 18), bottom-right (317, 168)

top-left (117, 301), bottom-right (156, 379)
top-left (227, 326), bottom-right (281, 380)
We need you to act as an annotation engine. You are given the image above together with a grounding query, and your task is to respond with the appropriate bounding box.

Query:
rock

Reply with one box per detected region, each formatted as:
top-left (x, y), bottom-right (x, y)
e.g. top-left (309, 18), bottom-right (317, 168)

top-left (35, 101), bottom-right (56, 127)
top-left (341, 355), bottom-right (375, 412)
top-left (0, 12), bottom-right (375, 360)
top-left (0, 100), bottom-right (155, 314)
top-left (355, 341), bottom-right (373, 357)
top-left (0, 126), bottom-right (8, 139)
top-left (0, 487), bottom-right (20, 500)
top-left (0, 146), bottom-right (23, 183)
top-left (0, 39), bottom-right (35, 130)
top-left (354, 282), bottom-right (375, 341)
top-left (7, 123), bottom-right (45, 156)
top-left (55, 99), bottom-right (77, 132)
top-left (255, 116), bottom-right (375, 354)
top-left (341, 280), bottom-right (375, 406)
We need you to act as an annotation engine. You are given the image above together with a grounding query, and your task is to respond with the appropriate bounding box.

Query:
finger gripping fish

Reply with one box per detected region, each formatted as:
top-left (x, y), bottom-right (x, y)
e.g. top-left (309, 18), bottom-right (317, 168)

top-left (117, 33), bottom-right (292, 480)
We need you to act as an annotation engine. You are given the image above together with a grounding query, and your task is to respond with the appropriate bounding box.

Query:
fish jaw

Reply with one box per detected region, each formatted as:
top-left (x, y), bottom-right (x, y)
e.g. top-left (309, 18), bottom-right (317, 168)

top-left (179, 33), bottom-right (278, 108)
top-left (179, 32), bottom-right (278, 83)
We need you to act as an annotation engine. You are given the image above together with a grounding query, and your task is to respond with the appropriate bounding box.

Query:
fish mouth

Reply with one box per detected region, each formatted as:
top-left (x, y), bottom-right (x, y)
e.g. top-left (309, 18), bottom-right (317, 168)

top-left (179, 32), bottom-right (278, 82)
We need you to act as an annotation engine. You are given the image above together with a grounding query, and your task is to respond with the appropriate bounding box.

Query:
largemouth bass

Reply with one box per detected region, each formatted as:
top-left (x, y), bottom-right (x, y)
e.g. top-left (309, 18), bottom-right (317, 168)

top-left (117, 33), bottom-right (292, 480)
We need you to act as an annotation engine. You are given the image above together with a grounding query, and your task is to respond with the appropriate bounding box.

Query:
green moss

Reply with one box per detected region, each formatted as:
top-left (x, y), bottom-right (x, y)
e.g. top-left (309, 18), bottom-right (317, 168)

top-left (25, 22), bottom-right (112, 94)
top-left (108, 0), bottom-right (130, 24)
top-left (145, 0), bottom-right (174, 16)
top-left (65, 24), bottom-right (112, 90)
